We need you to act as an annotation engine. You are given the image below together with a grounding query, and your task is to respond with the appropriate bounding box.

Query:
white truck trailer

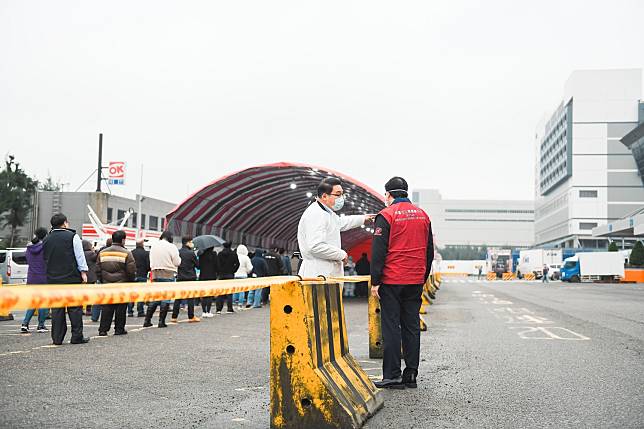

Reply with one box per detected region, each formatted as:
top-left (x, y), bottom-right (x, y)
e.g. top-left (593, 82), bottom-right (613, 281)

top-left (517, 249), bottom-right (563, 279)
top-left (560, 252), bottom-right (625, 283)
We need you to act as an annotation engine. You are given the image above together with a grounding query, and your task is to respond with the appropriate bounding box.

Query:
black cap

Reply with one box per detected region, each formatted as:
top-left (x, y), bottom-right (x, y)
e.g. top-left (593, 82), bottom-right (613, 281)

top-left (385, 177), bottom-right (408, 193)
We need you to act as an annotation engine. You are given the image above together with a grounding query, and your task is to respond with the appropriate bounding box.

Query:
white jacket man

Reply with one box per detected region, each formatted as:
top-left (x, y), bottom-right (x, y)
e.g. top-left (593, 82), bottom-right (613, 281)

top-left (297, 177), bottom-right (371, 278)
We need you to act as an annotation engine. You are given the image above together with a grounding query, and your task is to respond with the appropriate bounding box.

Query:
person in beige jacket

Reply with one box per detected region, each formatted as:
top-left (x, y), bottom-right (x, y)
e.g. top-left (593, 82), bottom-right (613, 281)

top-left (143, 231), bottom-right (180, 328)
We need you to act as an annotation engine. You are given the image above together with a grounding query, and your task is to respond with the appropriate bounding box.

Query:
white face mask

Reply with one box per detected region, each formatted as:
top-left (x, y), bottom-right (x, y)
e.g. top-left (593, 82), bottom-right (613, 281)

top-left (332, 196), bottom-right (345, 212)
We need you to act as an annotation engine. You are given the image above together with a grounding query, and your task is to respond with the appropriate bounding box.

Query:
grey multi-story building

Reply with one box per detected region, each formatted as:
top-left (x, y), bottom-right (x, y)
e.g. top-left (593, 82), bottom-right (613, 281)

top-left (3, 191), bottom-right (175, 246)
top-left (534, 69), bottom-right (644, 248)
top-left (412, 189), bottom-right (535, 248)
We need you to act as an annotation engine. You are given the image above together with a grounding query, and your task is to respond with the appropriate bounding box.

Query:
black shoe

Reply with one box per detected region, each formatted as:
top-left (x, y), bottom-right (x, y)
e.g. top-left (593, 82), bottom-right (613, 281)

top-left (98, 331), bottom-right (108, 337)
top-left (374, 378), bottom-right (405, 389)
top-left (114, 330), bottom-right (128, 335)
top-left (137, 312), bottom-right (145, 317)
top-left (53, 342), bottom-right (62, 346)
top-left (143, 321), bottom-right (153, 328)
top-left (158, 304), bottom-right (169, 328)
top-left (402, 373), bottom-right (417, 388)
top-left (127, 313), bottom-right (134, 317)
top-left (70, 337), bottom-right (90, 344)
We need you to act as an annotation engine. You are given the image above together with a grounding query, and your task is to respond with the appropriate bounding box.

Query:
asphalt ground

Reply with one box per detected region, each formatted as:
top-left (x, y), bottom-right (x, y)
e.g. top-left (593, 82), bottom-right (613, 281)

top-left (0, 280), bottom-right (643, 428)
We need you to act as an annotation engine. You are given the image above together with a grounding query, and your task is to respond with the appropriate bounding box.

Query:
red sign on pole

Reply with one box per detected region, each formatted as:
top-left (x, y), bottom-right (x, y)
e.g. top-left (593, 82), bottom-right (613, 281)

top-left (108, 161), bottom-right (126, 185)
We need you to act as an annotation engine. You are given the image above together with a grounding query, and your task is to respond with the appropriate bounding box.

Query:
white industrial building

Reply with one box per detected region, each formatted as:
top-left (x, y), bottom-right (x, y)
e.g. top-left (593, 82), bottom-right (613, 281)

top-left (412, 189), bottom-right (535, 248)
top-left (534, 69), bottom-right (644, 248)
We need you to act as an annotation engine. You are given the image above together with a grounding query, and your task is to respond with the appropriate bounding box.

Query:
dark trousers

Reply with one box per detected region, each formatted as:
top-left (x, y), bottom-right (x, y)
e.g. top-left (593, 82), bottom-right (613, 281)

top-left (215, 294), bottom-right (233, 312)
top-left (99, 303), bottom-right (128, 333)
top-left (51, 306), bottom-right (84, 345)
top-left (379, 284), bottom-right (423, 380)
top-left (127, 301), bottom-right (145, 315)
top-left (261, 287), bottom-right (270, 304)
top-left (172, 298), bottom-right (195, 319)
top-left (201, 296), bottom-right (213, 313)
top-left (128, 277), bottom-right (148, 315)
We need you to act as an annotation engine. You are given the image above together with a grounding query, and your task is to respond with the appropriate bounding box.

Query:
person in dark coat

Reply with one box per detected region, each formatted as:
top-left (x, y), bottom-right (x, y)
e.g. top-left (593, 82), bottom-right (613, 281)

top-left (355, 253), bottom-right (371, 297)
top-left (198, 247), bottom-right (218, 317)
top-left (247, 249), bottom-right (268, 308)
top-left (43, 213), bottom-right (90, 345)
top-left (82, 240), bottom-right (98, 317)
top-left (83, 240), bottom-right (98, 284)
top-left (128, 239), bottom-right (150, 317)
top-left (170, 236), bottom-right (200, 322)
top-left (280, 248), bottom-right (292, 275)
top-left (215, 241), bottom-right (239, 314)
top-left (262, 245), bottom-right (285, 304)
top-left (21, 227), bottom-right (49, 333)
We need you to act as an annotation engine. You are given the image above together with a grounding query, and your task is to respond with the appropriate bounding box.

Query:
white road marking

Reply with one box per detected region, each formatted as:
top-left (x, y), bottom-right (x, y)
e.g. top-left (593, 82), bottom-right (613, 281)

top-left (231, 418), bottom-right (247, 422)
top-left (511, 327), bottom-right (590, 340)
top-left (234, 386), bottom-right (265, 392)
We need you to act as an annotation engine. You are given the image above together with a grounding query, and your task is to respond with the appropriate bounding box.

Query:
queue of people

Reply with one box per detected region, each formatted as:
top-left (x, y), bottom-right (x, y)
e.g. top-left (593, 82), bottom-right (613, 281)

top-left (19, 213), bottom-right (300, 343)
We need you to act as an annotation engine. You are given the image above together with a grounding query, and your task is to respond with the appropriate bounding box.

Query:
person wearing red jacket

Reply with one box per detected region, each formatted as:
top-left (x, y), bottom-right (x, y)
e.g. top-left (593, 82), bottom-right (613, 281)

top-left (371, 177), bottom-right (434, 389)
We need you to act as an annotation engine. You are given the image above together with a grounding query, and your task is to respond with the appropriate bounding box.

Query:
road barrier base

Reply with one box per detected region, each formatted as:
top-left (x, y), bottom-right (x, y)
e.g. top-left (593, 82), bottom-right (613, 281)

top-left (368, 293), bottom-right (384, 359)
top-left (271, 281), bottom-right (383, 429)
top-left (420, 314), bottom-right (427, 332)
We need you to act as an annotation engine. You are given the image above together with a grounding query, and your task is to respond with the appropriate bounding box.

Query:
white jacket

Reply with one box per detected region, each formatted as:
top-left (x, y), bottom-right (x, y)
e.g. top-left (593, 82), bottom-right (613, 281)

top-left (297, 201), bottom-right (365, 278)
top-left (150, 239), bottom-right (180, 272)
top-left (235, 244), bottom-right (254, 278)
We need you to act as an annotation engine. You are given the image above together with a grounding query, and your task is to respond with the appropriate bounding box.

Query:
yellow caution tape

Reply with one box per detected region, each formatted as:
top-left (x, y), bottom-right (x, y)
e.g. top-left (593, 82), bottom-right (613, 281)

top-left (0, 276), bottom-right (301, 312)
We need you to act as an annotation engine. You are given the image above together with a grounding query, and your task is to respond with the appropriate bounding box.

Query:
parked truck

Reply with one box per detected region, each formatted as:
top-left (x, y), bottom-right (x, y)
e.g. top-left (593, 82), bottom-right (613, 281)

top-left (517, 249), bottom-right (563, 279)
top-left (560, 252), bottom-right (625, 283)
top-left (486, 248), bottom-right (512, 278)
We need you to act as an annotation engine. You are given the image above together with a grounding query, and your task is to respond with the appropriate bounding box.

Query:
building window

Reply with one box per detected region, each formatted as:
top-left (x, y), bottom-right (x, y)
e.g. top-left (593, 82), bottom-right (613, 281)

top-left (117, 209), bottom-right (126, 224)
top-left (107, 208), bottom-right (113, 223)
top-left (131, 212), bottom-right (138, 228)
top-left (445, 218), bottom-right (533, 223)
top-left (579, 190), bottom-right (597, 198)
top-left (149, 216), bottom-right (159, 231)
top-left (579, 222), bottom-right (598, 230)
top-left (445, 209), bottom-right (534, 214)
top-left (141, 214), bottom-right (146, 230)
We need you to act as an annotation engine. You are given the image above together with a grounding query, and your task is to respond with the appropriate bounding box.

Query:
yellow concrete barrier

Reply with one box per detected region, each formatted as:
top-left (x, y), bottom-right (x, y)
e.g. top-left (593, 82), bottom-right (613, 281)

top-left (419, 314), bottom-right (427, 332)
top-left (523, 273), bottom-right (536, 281)
top-left (487, 272), bottom-right (496, 281)
top-left (368, 293), bottom-right (383, 359)
top-left (0, 277), bottom-right (13, 320)
top-left (502, 273), bottom-right (515, 281)
top-left (420, 292), bottom-right (430, 314)
top-left (270, 280), bottom-right (383, 428)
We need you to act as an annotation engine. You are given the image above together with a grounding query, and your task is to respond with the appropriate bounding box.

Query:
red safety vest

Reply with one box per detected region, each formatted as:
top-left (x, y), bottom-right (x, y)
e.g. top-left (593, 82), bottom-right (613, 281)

top-left (379, 201), bottom-right (430, 285)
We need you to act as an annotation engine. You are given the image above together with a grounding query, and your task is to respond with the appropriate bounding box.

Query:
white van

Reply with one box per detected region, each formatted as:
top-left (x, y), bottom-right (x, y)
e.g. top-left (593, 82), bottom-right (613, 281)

top-left (0, 248), bottom-right (28, 284)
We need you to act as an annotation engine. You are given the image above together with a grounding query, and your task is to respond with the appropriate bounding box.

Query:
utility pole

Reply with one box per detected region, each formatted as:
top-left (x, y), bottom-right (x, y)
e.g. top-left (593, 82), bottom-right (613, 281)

top-left (96, 133), bottom-right (103, 192)
top-left (137, 164), bottom-right (143, 240)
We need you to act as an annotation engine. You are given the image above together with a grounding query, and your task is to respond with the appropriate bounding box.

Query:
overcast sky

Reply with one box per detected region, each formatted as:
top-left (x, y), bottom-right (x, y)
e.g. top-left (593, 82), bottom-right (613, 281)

top-left (1, 0), bottom-right (643, 205)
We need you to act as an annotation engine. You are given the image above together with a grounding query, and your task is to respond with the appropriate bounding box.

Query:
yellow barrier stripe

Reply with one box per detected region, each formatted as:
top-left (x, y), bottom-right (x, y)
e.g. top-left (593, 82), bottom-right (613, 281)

top-left (0, 276), bottom-right (301, 312)
top-left (328, 275), bottom-right (371, 283)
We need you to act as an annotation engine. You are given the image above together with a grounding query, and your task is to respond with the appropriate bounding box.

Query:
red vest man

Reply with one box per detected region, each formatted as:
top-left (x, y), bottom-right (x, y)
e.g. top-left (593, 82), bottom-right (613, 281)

top-left (371, 177), bottom-right (434, 389)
